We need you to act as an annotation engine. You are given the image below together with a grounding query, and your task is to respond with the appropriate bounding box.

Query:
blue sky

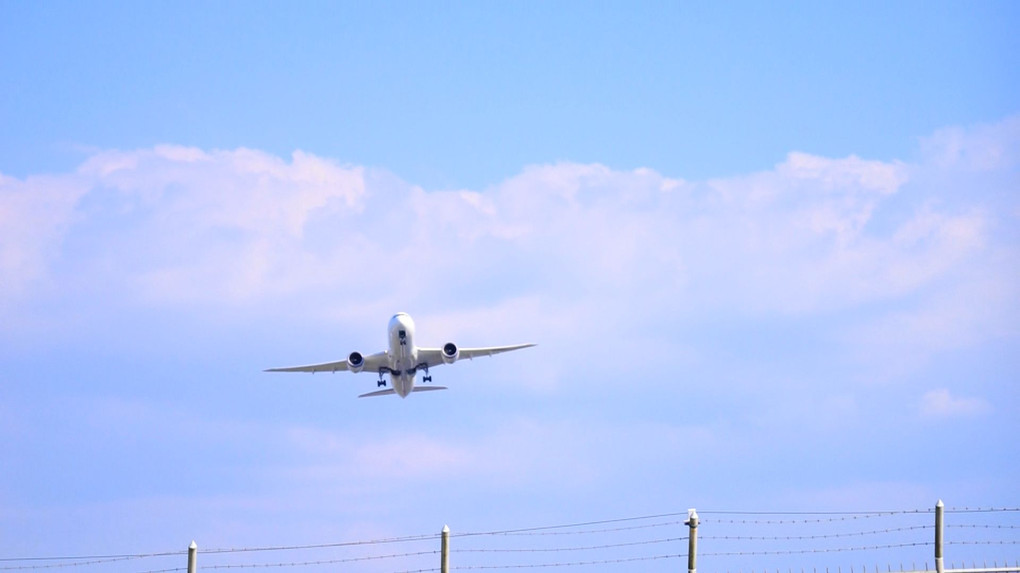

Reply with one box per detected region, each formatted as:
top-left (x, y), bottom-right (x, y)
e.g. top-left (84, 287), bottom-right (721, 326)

top-left (2, 1), bottom-right (1017, 188)
top-left (1, 2), bottom-right (1018, 572)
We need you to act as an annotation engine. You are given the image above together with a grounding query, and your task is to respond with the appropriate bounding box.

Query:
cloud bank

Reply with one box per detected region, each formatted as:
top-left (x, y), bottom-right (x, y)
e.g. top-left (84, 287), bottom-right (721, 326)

top-left (2, 118), bottom-right (1015, 353)
top-left (919, 388), bottom-right (991, 418)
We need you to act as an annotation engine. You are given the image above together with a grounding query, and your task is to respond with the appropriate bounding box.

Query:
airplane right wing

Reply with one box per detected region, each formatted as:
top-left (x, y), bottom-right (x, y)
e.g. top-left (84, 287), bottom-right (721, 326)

top-left (265, 351), bottom-right (389, 374)
top-left (417, 343), bottom-right (535, 369)
top-left (457, 344), bottom-right (536, 360)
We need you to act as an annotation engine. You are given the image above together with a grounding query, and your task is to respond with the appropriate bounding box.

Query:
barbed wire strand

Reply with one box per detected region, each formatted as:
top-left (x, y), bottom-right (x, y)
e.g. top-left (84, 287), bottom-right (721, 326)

top-left (949, 524), bottom-right (1020, 530)
top-left (700, 525), bottom-right (934, 542)
top-left (2, 534), bottom-right (439, 565)
top-left (455, 536), bottom-right (687, 554)
top-left (946, 508), bottom-right (1020, 513)
top-left (473, 520), bottom-right (686, 538)
top-left (947, 541), bottom-right (1020, 546)
top-left (138, 550), bottom-right (439, 572)
top-left (454, 511), bottom-right (689, 538)
top-left (703, 510), bottom-right (931, 516)
top-left (704, 515), bottom-right (929, 525)
top-left (2, 556), bottom-right (163, 571)
top-left (202, 532), bottom-right (440, 555)
top-left (702, 507), bottom-right (1020, 526)
top-left (138, 567), bottom-right (442, 573)
top-left (700, 507), bottom-right (1019, 515)
top-left (701, 541), bottom-right (935, 556)
top-left (453, 553), bottom-right (686, 570)
top-left (0, 551), bottom-right (184, 564)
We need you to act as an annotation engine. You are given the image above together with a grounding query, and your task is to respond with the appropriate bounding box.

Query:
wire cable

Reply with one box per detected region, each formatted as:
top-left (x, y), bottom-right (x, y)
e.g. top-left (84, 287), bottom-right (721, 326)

top-left (477, 520), bottom-right (687, 537)
top-left (700, 525), bottom-right (934, 542)
top-left (202, 533), bottom-right (440, 555)
top-left (703, 514), bottom-right (932, 525)
top-left (455, 536), bottom-right (687, 554)
top-left (454, 512), bottom-right (689, 538)
top-left (949, 524), bottom-right (1020, 530)
top-left (2, 556), bottom-right (166, 571)
top-left (452, 553), bottom-right (686, 569)
top-left (143, 550), bottom-right (440, 571)
top-left (0, 551), bottom-right (183, 563)
top-left (701, 510), bottom-right (931, 516)
top-left (946, 508), bottom-right (1020, 513)
top-left (700, 541), bottom-right (935, 556)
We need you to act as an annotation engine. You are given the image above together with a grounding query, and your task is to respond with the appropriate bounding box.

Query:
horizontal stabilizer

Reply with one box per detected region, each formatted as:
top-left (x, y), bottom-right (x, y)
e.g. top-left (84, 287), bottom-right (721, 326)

top-left (359, 383), bottom-right (446, 397)
top-left (358, 388), bottom-right (397, 398)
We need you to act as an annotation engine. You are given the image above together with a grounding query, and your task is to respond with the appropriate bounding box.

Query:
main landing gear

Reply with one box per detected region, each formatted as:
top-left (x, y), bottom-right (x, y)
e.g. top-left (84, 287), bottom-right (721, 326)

top-left (422, 365), bottom-right (432, 384)
top-left (377, 371), bottom-right (387, 388)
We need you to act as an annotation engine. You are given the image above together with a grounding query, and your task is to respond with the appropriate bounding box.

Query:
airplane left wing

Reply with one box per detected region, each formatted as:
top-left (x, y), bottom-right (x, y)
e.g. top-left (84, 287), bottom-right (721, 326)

top-left (265, 351), bottom-right (389, 374)
top-left (265, 361), bottom-right (348, 373)
top-left (417, 343), bottom-right (535, 369)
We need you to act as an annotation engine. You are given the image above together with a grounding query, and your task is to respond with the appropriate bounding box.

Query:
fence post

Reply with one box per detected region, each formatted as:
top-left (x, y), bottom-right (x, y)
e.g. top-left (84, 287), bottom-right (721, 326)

top-left (686, 509), bottom-right (699, 573)
top-left (441, 525), bottom-right (450, 573)
top-left (188, 541), bottom-right (197, 573)
top-left (935, 501), bottom-right (944, 573)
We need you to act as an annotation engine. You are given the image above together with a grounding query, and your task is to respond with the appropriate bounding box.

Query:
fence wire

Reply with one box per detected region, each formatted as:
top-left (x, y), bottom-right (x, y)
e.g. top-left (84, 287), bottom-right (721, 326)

top-left (1, 506), bottom-right (1017, 572)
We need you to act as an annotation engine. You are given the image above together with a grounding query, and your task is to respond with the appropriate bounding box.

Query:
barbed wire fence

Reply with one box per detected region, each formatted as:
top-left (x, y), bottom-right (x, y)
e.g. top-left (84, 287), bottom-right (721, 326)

top-left (1, 502), bottom-right (1017, 573)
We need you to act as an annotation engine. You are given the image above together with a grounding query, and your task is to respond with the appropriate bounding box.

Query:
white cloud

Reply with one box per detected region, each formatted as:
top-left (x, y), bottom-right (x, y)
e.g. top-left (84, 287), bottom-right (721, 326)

top-left (1, 118), bottom-right (1017, 373)
top-left (281, 419), bottom-right (601, 490)
top-left (848, 268), bottom-right (1015, 360)
top-left (919, 388), bottom-right (991, 418)
top-left (2, 146), bottom-right (368, 308)
top-left (0, 172), bottom-right (90, 297)
top-left (920, 114), bottom-right (1020, 171)
top-left (779, 151), bottom-right (908, 195)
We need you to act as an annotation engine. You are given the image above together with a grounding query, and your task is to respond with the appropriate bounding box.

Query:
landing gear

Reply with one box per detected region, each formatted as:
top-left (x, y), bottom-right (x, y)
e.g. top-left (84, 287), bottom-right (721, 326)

top-left (422, 365), bottom-right (432, 383)
top-left (377, 371), bottom-right (387, 388)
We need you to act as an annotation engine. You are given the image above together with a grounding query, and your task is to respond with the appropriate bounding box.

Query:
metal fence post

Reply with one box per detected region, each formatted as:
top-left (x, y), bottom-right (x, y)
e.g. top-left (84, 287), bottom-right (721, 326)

top-left (935, 501), bottom-right (944, 573)
top-left (188, 541), bottom-right (197, 573)
top-left (686, 509), bottom-right (699, 573)
top-left (441, 525), bottom-right (450, 573)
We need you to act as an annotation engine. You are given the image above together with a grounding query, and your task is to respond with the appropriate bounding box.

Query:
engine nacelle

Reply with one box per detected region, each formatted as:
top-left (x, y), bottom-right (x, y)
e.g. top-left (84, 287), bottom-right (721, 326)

top-left (347, 351), bottom-right (365, 373)
top-left (441, 342), bottom-right (459, 364)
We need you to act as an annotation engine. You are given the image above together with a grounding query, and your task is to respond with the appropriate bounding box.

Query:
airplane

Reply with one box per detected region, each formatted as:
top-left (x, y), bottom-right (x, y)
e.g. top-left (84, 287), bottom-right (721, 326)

top-left (265, 312), bottom-right (535, 398)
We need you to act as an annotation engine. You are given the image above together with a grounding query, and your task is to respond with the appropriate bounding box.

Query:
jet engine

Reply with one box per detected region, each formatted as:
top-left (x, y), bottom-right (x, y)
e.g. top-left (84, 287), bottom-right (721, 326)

top-left (441, 342), bottom-right (459, 364)
top-left (347, 351), bottom-right (365, 373)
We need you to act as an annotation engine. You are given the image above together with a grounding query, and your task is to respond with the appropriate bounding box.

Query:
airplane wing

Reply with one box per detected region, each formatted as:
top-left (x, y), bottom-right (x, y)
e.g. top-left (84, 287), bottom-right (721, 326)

top-left (417, 343), bottom-right (535, 369)
top-left (265, 351), bottom-right (389, 373)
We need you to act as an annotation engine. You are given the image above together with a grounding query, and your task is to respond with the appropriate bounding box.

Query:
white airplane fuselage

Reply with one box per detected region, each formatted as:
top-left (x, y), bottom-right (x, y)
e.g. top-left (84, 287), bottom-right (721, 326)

top-left (386, 312), bottom-right (420, 397)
